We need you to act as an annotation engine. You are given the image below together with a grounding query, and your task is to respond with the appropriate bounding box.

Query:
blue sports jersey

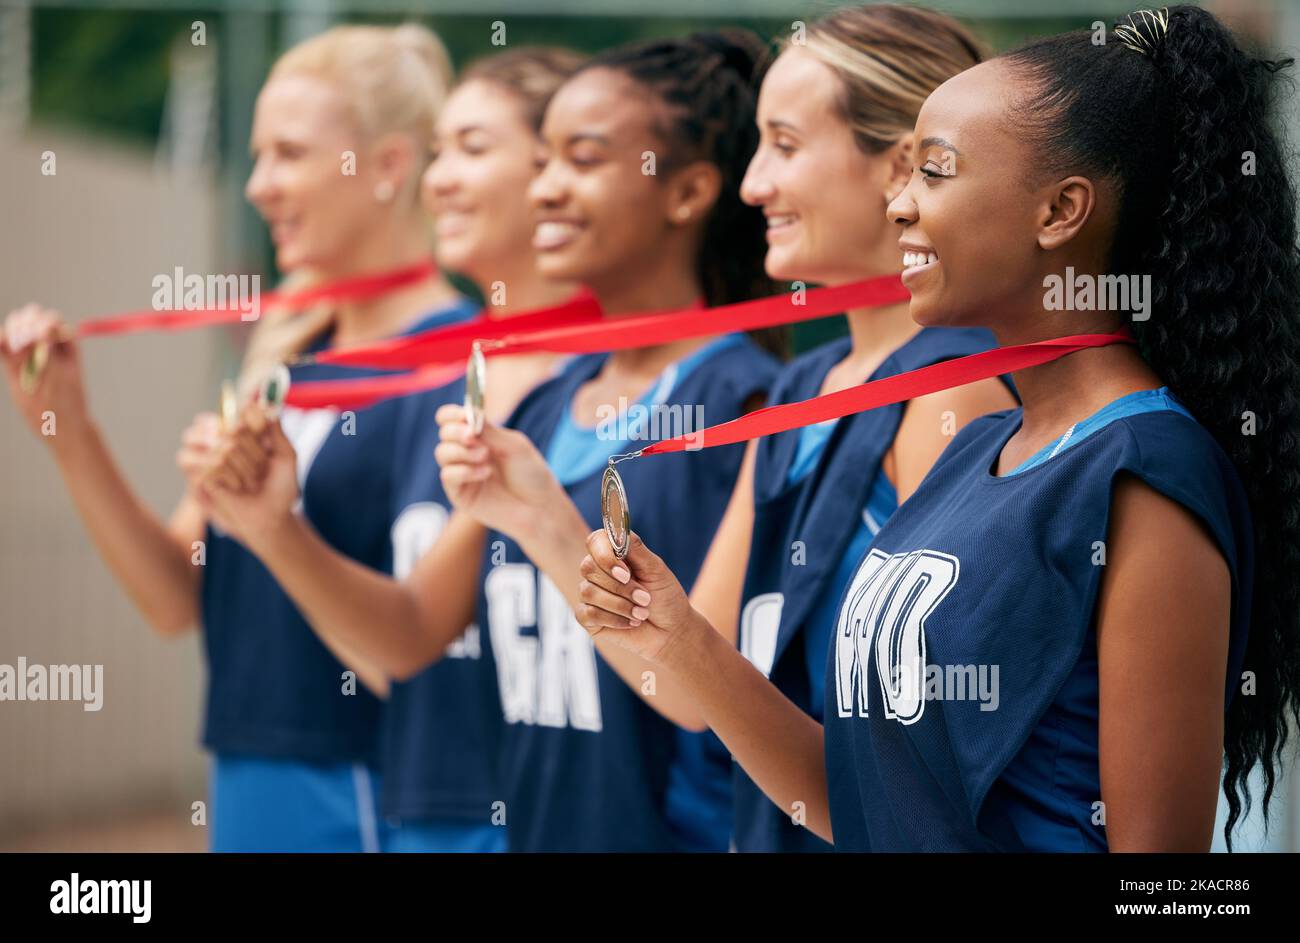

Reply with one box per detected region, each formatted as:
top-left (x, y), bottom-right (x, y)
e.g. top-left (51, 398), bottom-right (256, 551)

top-left (477, 335), bottom-right (779, 851)
top-left (378, 368), bottom-right (509, 836)
top-left (734, 327), bottom-right (1003, 853)
top-left (823, 404), bottom-right (1254, 851)
top-left (199, 298), bottom-right (479, 764)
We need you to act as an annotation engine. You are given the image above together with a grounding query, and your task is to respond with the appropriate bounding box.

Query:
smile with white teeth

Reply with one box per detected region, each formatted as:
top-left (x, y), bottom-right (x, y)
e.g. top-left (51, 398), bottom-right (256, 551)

top-left (767, 213), bottom-right (798, 229)
top-left (902, 250), bottom-right (939, 271)
top-left (534, 220), bottom-right (582, 250)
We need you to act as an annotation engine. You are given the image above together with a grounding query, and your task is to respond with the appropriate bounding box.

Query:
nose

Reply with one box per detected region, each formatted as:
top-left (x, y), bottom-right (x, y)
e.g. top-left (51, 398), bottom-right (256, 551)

top-left (421, 152), bottom-right (456, 208)
top-left (886, 173), bottom-right (918, 227)
top-left (739, 150), bottom-right (776, 207)
top-left (528, 154), bottom-right (566, 210)
top-left (244, 154), bottom-right (273, 210)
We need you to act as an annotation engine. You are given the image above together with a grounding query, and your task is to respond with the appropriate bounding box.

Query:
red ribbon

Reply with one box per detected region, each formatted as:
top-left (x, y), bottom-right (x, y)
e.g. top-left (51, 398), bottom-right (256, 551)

top-left (72, 259), bottom-right (439, 338)
top-left (637, 331), bottom-right (1136, 456)
top-left (308, 289), bottom-right (604, 369)
top-left (283, 274), bottom-right (909, 410)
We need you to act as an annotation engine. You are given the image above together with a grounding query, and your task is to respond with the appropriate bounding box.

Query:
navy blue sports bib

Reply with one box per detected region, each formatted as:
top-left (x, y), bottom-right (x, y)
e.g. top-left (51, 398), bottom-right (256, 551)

top-left (823, 406), bottom-right (1253, 851)
top-left (477, 336), bottom-right (778, 851)
top-left (735, 327), bottom-right (1002, 852)
top-left (199, 299), bottom-right (479, 763)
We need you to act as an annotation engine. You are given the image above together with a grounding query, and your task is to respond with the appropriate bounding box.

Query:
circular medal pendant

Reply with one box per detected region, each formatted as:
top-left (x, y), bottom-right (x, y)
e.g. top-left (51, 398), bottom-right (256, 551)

top-left (464, 343), bottom-right (486, 436)
top-left (20, 341), bottom-right (50, 395)
top-left (258, 362), bottom-right (291, 420)
top-left (601, 462), bottom-right (632, 559)
top-left (219, 379), bottom-right (239, 432)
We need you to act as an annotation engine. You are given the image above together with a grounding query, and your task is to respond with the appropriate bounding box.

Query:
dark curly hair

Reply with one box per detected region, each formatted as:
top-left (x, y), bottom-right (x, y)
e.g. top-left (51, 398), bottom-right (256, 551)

top-left (1004, 6), bottom-right (1300, 848)
top-left (581, 30), bottom-right (783, 355)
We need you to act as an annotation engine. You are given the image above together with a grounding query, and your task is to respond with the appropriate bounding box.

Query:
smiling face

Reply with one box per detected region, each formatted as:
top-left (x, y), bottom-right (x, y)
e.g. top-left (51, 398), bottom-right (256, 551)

top-left (742, 49), bottom-right (905, 284)
top-left (245, 73), bottom-right (389, 274)
top-left (886, 59), bottom-right (1055, 330)
top-left (422, 79), bottom-right (546, 286)
top-left (528, 68), bottom-right (680, 287)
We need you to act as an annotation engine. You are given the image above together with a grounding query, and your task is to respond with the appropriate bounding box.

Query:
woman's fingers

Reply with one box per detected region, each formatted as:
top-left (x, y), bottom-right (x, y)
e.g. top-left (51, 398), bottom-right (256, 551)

top-left (579, 553), bottom-right (650, 608)
top-left (434, 439), bottom-right (488, 469)
top-left (440, 463), bottom-right (491, 492)
top-left (585, 528), bottom-right (633, 585)
top-left (578, 577), bottom-right (649, 627)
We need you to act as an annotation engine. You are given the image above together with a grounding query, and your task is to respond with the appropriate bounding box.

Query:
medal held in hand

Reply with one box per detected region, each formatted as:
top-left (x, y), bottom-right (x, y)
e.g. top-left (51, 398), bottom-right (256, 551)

top-left (602, 453), bottom-right (638, 560)
top-left (19, 342), bottom-right (49, 395)
top-left (258, 362), bottom-right (291, 420)
top-left (464, 341), bottom-right (486, 436)
top-left (219, 379), bottom-right (239, 433)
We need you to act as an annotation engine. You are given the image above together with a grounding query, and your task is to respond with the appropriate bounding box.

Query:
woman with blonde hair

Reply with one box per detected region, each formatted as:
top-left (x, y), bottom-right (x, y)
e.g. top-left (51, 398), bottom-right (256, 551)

top-left (1, 23), bottom-right (470, 851)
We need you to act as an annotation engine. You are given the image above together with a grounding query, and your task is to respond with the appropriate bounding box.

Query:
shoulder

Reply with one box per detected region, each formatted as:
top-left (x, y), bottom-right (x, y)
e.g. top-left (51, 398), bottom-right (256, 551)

top-left (767, 336), bottom-right (852, 405)
top-left (504, 353), bottom-right (603, 432)
top-left (676, 335), bottom-right (781, 408)
top-left (1108, 410), bottom-right (1252, 566)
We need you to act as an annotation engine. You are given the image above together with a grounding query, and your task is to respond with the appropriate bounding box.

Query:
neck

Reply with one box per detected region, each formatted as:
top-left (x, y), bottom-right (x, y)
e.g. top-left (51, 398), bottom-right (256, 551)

top-left (321, 215), bottom-right (459, 346)
top-left (995, 307), bottom-right (1158, 439)
top-left (843, 299), bottom-right (921, 362)
top-left (476, 259), bottom-right (577, 320)
top-left (591, 266), bottom-right (707, 374)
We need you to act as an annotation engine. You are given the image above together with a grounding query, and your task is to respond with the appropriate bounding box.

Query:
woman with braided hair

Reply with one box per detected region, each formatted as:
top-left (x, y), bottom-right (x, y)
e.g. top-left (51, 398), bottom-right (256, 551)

top-left (575, 5), bottom-right (1300, 852)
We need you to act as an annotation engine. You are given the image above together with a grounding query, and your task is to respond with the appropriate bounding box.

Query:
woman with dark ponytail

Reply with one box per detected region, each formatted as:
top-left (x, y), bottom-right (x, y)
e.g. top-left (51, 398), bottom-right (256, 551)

top-left (576, 5), bottom-right (1299, 852)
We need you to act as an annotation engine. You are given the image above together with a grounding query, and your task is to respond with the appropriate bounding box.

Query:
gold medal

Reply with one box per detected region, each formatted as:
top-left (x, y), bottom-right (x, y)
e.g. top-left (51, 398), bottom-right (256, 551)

top-left (219, 379), bottom-right (239, 432)
top-left (602, 454), bottom-right (638, 560)
top-left (464, 341), bottom-right (486, 436)
top-left (19, 342), bottom-right (49, 395)
top-left (258, 362), bottom-right (291, 420)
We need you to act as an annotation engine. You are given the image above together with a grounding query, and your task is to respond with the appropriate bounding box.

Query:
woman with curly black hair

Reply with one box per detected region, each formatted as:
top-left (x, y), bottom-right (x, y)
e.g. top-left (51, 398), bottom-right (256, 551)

top-left (574, 5), bottom-right (1300, 851)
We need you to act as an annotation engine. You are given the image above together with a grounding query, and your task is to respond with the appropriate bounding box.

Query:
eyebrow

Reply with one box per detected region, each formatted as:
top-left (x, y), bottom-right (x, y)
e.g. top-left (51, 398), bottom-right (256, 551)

top-left (920, 136), bottom-right (961, 155)
top-left (565, 132), bottom-right (610, 147)
top-left (765, 118), bottom-right (800, 134)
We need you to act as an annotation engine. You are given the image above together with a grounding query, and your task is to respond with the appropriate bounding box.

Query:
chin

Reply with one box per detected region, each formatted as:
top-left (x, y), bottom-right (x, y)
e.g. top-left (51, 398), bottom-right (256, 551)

top-left (434, 241), bottom-right (476, 275)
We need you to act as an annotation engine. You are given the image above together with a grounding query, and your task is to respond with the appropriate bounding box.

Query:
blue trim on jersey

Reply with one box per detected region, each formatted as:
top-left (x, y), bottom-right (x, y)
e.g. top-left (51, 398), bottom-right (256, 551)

top-left (383, 819), bottom-right (507, 853)
top-left (545, 334), bottom-right (746, 485)
top-left (209, 753), bottom-right (389, 852)
top-left (786, 419), bottom-right (839, 486)
top-left (1008, 387), bottom-right (1192, 475)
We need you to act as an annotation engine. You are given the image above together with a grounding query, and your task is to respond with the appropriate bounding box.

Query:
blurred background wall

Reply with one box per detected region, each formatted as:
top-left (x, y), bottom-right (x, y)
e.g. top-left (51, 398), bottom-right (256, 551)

top-left (0, 0), bottom-right (1296, 851)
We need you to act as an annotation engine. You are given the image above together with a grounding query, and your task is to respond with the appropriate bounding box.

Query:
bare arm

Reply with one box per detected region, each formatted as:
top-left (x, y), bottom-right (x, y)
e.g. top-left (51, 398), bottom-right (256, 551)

top-left (1097, 474), bottom-right (1230, 851)
top-left (3, 306), bottom-right (204, 636)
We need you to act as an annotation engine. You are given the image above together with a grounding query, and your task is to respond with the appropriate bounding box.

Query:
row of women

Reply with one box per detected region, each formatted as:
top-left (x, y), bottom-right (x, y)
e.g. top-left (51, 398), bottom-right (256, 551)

top-left (4, 3), bottom-right (1299, 852)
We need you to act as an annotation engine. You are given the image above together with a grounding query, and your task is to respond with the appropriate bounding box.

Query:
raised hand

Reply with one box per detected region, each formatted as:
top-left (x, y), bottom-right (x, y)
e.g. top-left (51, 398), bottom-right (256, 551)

top-left (198, 402), bottom-right (300, 547)
top-left (576, 528), bottom-right (699, 663)
top-left (434, 402), bottom-right (568, 540)
top-left (1, 304), bottom-right (89, 444)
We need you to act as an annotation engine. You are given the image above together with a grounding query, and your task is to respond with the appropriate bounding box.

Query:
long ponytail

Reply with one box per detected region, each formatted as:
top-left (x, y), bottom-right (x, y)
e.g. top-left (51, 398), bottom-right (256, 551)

top-left (1005, 6), bottom-right (1300, 847)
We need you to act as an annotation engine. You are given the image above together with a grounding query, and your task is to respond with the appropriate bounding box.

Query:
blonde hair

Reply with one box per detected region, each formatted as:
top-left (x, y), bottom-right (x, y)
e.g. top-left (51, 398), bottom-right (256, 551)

top-left (240, 23), bottom-right (452, 397)
top-left (798, 4), bottom-right (985, 154)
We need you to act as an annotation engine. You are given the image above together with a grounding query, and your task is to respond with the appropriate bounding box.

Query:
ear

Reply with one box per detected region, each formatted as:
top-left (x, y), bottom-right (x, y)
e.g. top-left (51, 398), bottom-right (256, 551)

top-left (664, 160), bottom-right (723, 227)
top-left (883, 133), bottom-right (914, 203)
top-left (1036, 176), bottom-right (1096, 251)
top-left (370, 131), bottom-right (418, 197)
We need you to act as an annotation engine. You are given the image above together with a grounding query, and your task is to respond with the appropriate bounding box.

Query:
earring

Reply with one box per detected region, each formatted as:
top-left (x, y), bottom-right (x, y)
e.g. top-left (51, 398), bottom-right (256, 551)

top-left (374, 180), bottom-right (396, 203)
top-left (676, 206), bottom-right (691, 221)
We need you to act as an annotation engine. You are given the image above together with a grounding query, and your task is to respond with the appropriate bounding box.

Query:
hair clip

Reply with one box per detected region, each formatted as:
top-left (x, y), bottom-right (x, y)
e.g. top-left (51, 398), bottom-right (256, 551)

top-left (1114, 7), bottom-right (1170, 57)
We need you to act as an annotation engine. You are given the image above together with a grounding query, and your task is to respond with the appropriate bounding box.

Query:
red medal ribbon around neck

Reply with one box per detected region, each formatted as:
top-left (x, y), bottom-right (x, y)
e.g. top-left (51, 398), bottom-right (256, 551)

top-left (631, 331), bottom-right (1137, 457)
